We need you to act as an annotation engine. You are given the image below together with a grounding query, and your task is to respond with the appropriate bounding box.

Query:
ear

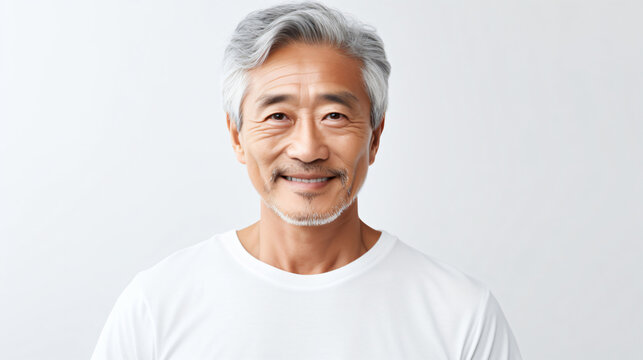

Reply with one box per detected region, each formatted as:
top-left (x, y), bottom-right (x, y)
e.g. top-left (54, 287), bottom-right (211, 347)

top-left (368, 114), bottom-right (385, 165)
top-left (227, 113), bottom-right (246, 164)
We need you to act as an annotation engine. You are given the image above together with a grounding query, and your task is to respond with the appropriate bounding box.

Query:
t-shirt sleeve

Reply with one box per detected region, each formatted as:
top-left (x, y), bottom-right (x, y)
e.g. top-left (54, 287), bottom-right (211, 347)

top-left (461, 289), bottom-right (523, 360)
top-left (90, 274), bottom-right (157, 360)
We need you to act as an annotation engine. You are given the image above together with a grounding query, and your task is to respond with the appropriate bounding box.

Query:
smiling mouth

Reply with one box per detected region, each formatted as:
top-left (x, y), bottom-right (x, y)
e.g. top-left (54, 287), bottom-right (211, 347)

top-left (282, 176), bottom-right (335, 183)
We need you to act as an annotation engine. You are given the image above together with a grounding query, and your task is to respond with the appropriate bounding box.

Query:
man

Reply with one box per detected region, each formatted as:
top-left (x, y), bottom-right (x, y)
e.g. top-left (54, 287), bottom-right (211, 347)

top-left (91, 2), bottom-right (523, 359)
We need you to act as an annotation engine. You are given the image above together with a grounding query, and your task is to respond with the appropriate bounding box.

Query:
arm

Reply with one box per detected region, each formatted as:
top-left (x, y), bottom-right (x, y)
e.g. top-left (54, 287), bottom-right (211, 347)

top-left (461, 290), bottom-right (523, 360)
top-left (90, 274), bottom-right (157, 360)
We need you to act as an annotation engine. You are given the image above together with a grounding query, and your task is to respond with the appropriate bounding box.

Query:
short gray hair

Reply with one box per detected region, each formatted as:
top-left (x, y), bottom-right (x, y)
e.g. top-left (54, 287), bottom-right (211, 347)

top-left (221, 1), bottom-right (391, 130)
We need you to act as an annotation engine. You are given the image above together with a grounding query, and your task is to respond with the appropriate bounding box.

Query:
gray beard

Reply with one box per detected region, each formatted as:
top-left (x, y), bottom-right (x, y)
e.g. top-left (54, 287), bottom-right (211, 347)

top-left (261, 163), bottom-right (363, 226)
top-left (262, 192), bottom-right (357, 227)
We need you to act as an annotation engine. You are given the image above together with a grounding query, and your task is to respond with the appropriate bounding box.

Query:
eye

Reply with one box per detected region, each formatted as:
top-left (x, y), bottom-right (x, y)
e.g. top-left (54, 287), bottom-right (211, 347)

top-left (266, 113), bottom-right (289, 121)
top-left (324, 112), bottom-right (347, 121)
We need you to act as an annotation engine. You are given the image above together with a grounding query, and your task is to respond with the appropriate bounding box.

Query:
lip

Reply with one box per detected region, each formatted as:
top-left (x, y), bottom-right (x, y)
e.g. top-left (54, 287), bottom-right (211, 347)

top-left (280, 174), bottom-right (336, 191)
top-left (281, 173), bottom-right (335, 179)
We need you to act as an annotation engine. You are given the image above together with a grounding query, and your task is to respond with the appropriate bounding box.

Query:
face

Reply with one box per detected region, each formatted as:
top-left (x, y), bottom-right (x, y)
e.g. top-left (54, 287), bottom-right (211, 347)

top-left (228, 41), bottom-right (384, 226)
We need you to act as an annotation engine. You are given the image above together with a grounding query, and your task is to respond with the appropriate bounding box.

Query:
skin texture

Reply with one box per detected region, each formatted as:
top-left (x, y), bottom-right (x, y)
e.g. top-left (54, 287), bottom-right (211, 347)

top-left (227, 41), bottom-right (385, 275)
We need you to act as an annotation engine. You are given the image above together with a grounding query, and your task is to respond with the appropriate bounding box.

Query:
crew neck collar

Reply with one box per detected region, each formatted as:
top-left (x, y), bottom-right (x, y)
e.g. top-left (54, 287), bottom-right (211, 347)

top-left (219, 228), bottom-right (397, 290)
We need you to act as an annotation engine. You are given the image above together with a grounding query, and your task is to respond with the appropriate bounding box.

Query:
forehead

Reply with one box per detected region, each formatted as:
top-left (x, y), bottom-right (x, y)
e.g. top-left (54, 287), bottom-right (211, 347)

top-left (244, 42), bottom-right (368, 107)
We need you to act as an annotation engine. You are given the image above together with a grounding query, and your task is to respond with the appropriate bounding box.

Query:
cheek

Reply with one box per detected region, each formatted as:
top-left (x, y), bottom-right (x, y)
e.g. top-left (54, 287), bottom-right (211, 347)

top-left (350, 153), bottom-right (370, 186)
top-left (244, 152), bottom-right (265, 190)
top-left (243, 136), bottom-right (284, 184)
top-left (334, 135), bottom-right (371, 180)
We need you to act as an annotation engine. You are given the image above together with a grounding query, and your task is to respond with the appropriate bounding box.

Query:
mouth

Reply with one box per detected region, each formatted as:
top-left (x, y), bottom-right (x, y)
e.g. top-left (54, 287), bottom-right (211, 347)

top-left (282, 176), bottom-right (335, 183)
top-left (279, 174), bottom-right (337, 191)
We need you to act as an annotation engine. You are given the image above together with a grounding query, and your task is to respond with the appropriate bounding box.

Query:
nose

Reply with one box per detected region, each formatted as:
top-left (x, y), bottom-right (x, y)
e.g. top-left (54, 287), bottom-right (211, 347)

top-left (285, 118), bottom-right (329, 163)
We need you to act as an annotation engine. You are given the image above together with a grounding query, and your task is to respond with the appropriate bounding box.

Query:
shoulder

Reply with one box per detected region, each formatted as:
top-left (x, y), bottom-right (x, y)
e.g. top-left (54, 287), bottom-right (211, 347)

top-left (383, 232), bottom-right (491, 312)
top-left (133, 230), bottom-right (234, 289)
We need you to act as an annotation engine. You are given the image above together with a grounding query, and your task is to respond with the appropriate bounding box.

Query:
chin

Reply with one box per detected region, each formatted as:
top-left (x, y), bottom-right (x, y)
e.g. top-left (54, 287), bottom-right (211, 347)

top-left (262, 195), bottom-right (356, 227)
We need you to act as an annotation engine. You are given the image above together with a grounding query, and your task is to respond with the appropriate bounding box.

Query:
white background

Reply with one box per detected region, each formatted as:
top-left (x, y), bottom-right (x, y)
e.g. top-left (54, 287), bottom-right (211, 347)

top-left (1, 0), bottom-right (641, 359)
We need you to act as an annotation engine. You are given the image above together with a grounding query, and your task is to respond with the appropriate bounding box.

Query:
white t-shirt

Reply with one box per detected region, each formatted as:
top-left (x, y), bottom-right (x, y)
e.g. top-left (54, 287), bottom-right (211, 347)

top-left (91, 230), bottom-right (522, 359)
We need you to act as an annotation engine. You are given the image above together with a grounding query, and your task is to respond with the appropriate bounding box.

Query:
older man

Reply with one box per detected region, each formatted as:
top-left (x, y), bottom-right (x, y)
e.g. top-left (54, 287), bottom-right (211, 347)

top-left (91, 2), bottom-right (522, 359)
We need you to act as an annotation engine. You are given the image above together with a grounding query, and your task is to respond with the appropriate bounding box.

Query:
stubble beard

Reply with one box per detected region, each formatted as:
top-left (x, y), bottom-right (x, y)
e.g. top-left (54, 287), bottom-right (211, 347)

top-left (261, 165), bottom-right (360, 227)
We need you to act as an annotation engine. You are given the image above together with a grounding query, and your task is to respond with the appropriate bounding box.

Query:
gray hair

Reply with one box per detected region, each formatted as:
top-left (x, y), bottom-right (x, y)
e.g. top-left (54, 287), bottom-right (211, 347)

top-left (221, 1), bottom-right (391, 130)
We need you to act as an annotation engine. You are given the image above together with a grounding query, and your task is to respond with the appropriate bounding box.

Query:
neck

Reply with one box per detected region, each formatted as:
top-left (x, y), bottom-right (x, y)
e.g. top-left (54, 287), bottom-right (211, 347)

top-left (236, 199), bottom-right (381, 275)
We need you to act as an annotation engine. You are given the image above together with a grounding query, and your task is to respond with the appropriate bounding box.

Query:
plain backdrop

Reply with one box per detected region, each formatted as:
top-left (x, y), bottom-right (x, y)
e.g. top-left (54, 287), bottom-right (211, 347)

top-left (1, 0), bottom-right (641, 359)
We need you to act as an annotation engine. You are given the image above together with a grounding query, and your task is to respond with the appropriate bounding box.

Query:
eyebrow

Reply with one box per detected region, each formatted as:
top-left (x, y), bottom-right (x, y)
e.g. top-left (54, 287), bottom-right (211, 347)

top-left (256, 91), bottom-right (359, 111)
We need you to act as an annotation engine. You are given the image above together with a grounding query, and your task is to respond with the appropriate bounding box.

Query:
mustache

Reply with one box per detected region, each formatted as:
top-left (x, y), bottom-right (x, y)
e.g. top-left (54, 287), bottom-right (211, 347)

top-left (270, 163), bottom-right (348, 186)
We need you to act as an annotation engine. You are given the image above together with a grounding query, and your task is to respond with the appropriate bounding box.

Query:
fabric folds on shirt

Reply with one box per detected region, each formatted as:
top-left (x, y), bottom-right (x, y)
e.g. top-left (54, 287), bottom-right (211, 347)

top-left (91, 230), bottom-right (522, 360)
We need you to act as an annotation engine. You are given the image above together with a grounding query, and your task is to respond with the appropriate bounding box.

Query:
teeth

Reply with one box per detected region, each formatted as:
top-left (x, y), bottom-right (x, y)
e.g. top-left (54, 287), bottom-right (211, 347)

top-left (285, 176), bottom-right (331, 183)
